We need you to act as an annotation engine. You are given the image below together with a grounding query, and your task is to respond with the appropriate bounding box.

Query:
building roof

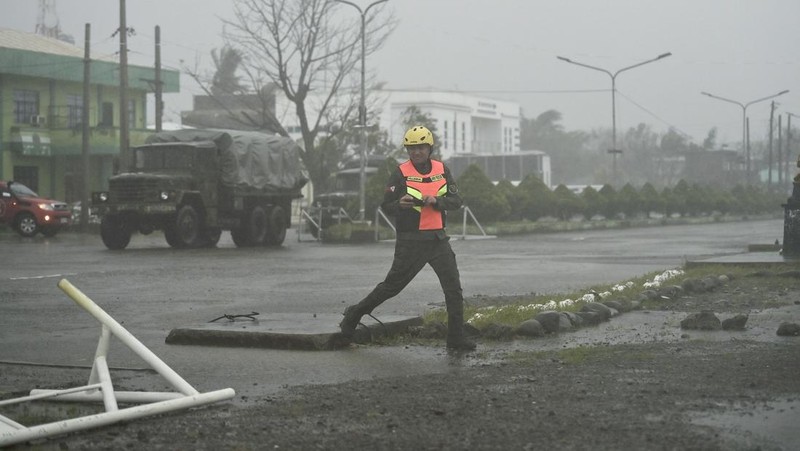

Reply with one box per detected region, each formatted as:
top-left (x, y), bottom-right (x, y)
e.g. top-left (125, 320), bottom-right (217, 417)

top-left (0, 28), bottom-right (115, 61)
top-left (0, 28), bottom-right (178, 92)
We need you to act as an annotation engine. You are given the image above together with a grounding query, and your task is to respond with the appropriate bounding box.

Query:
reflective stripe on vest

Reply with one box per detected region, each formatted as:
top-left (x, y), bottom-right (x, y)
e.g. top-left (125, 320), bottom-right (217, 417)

top-left (399, 160), bottom-right (448, 230)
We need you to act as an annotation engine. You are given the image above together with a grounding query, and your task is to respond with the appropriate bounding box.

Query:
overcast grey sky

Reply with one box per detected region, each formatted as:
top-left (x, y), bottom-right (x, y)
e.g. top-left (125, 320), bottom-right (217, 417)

top-left (2, 0), bottom-right (798, 146)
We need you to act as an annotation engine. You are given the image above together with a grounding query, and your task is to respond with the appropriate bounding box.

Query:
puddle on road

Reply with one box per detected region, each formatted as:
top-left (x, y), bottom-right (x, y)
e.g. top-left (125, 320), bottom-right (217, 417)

top-left (690, 399), bottom-right (800, 450)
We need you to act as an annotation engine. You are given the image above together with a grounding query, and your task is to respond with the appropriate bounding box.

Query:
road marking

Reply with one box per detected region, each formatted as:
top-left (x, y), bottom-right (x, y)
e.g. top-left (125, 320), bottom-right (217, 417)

top-left (10, 273), bottom-right (77, 281)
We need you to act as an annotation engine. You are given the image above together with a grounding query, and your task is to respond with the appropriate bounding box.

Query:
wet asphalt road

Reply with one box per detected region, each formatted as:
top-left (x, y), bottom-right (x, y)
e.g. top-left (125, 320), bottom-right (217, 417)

top-left (0, 218), bottom-right (784, 401)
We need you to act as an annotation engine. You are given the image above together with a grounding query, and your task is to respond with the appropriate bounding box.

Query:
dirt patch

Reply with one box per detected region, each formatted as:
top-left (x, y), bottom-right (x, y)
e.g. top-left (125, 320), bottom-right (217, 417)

top-left (3, 267), bottom-right (800, 450)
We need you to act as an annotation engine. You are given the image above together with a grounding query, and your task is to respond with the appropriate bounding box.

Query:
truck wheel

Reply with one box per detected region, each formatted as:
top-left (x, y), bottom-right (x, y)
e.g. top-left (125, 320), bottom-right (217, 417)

top-left (230, 228), bottom-right (249, 247)
top-left (202, 227), bottom-right (222, 247)
top-left (246, 206), bottom-right (268, 245)
top-left (14, 212), bottom-right (39, 237)
top-left (171, 204), bottom-right (202, 248)
top-left (100, 215), bottom-right (131, 250)
top-left (265, 206), bottom-right (287, 246)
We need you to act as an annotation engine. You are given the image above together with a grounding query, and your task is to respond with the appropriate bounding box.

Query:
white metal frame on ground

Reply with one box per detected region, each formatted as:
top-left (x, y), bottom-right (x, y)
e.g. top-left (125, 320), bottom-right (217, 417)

top-left (375, 206), bottom-right (495, 241)
top-left (0, 279), bottom-right (235, 448)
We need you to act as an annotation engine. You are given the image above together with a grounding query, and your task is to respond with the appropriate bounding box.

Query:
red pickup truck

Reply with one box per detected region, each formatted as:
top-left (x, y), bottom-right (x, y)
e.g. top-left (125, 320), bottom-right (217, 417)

top-left (0, 181), bottom-right (72, 237)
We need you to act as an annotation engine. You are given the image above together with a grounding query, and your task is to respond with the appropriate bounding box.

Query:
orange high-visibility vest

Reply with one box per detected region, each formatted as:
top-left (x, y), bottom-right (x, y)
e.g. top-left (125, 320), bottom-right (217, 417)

top-left (399, 160), bottom-right (448, 230)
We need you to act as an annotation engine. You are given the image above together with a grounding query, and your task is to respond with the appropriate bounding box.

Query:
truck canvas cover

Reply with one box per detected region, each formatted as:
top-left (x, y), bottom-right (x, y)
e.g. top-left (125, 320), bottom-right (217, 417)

top-left (145, 129), bottom-right (308, 192)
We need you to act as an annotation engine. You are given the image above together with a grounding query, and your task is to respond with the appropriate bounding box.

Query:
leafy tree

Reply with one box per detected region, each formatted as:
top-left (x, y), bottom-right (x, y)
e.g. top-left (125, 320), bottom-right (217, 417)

top-left (495, 179), bottom-right (523, 221)
top-left (519, 110), bottom-right (592, 185)
top-left (702, 127), bottom-right (718, 150)
top-left (639, 182), bottom-right (663, 218)
top-left (210, 46), bottom-right (246, 96)
top-left (517, 174), bottom-right (555, 221)
top-left (672, 180), bottom-right (692, 216)
top-left (580, 186), bottom-right (604, 220)
top-left (456, 165), bottom-right (511, 223)
top-left (552, 184), bottom-right (586, 221)
top-left (616, 183), bottom-right (641, 218)
top-left (660, 186), bottom-right (683, 217)
top-left (598, 184), bottom-right (618, 219)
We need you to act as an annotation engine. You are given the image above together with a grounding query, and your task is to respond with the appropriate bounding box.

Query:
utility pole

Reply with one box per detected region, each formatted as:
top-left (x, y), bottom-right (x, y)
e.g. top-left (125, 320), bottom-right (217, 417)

top-left (80, 23), bottom-right (91, 232)
top-left (119, 0), bottom-right (130, 172)
top-left (768, 101), bottom-right (775, 188)
top-left (787, 113), bottom-right (795, 185)
top-left (778, 114), bottom-right (783, 185)
top-left (155, 25), bottom-right (163, 132)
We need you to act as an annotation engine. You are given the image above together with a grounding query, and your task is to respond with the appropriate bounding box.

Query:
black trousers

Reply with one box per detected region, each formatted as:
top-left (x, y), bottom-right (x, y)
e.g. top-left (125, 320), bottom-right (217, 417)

top-left (357, 237), bottom-right (463, 314)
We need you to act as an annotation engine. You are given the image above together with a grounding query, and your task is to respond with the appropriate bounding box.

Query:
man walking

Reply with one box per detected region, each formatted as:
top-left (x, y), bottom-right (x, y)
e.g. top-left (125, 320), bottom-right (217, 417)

top-left (339, 125), bottom-right (476, 350)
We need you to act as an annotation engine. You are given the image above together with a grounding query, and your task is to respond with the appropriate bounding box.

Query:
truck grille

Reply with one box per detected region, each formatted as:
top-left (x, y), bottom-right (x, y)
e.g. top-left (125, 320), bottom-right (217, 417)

top-left (110, 179), bottom-right (159, 203)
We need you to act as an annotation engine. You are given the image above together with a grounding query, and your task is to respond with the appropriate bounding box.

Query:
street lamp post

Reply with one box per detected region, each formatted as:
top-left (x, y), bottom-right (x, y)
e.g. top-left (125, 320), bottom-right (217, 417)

top-left (557, 52), bottom-right (672, 182)
top-left (700, 89), bottom-right (789, 181)
top-left (335, 0), bottom-right (388, 221)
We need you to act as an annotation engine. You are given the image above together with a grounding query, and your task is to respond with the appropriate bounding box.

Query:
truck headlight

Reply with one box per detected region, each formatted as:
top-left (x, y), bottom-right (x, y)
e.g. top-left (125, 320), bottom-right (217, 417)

top-left (92, 192), bottom-right (109, 203)
top-left (159, 191), bottom-right (171, 201)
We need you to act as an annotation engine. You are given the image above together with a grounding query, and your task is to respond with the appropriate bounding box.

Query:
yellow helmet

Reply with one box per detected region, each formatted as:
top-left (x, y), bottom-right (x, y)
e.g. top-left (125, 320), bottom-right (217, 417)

top-left (403, 126), bottom-right (434, 148)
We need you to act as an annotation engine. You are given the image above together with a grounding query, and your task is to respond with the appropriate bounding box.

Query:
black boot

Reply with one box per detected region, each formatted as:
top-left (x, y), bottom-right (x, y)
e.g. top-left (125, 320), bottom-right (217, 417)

top-left (339, 305), bottom-right (363, 338)
top-left (446, 303), bottom-right (476, 351)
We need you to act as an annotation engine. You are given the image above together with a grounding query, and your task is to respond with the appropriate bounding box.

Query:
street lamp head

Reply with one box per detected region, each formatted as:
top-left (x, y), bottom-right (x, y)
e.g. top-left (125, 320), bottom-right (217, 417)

top-left (657, 52), bottom-right (672, 59)
top-left (556, 56), bottom-right (571, 63)
top-left (779, 89), bottom-right (790, 95)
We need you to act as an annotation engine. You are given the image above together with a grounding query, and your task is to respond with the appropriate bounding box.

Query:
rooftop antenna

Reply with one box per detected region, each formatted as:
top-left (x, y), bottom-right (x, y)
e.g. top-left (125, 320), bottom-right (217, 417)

top-left (35, 0), bottom-right (61, 38)
top-left (35, 0), bottom-right (74, 43)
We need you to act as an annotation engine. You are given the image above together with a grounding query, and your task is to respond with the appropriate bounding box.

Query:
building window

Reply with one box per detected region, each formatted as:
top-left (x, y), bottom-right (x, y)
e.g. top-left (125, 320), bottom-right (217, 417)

top-left (128, 99), bottom-right (136, 129)
top-left (461, 122), bottom-right (466, 151)
top-left (100, 102), bottom-right (114, 127)
top-left (443, 121), bottom-right (448, 149)
top-left (13, 166), bottom-right (39, 193)
top-left (13, 90), bottom-right (39, 124)
top-left (66, 94), bottom-right (83, 128)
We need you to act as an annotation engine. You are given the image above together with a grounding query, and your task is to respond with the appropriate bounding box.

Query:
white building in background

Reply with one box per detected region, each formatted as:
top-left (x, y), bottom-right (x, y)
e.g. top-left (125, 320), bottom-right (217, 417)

top-left (376, 89), bottom-right (521, 161)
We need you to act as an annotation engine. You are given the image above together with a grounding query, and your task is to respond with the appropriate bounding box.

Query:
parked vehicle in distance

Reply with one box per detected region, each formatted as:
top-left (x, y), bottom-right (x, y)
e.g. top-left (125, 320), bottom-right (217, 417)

top-left (70, 201), bottom-right (101, 225)
top-left (0, 181), bottom-right (72, 237)
top-left (92, 129), bottom-right (308, 250)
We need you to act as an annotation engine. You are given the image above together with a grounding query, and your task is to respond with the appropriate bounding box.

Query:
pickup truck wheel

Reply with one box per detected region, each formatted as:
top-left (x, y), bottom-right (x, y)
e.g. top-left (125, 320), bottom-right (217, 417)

top-left (100, 215), bottom-right (131, 250)
top-left (173, 204), bottom-right (201, 248)
top-left (14, 212), bottom-right (39, 237)
top-left (247, 206), bottom-right (268, 245)
top-left (265, 206), bottom-right (287, 246)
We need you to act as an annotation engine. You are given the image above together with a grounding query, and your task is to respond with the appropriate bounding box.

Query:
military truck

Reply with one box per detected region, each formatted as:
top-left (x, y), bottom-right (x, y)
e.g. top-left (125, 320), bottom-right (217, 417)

top-left (93, 129), bottom-right (308, 250)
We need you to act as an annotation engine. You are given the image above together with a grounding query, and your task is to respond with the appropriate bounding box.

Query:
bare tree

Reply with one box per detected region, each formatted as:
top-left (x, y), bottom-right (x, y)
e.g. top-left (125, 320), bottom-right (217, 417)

top-left (222, 0), bottom-right (395, 192)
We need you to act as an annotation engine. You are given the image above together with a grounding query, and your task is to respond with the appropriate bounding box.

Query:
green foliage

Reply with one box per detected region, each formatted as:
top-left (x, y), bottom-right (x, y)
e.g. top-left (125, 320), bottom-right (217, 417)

top-left (616, 183), bottom-right (641, 218)
top-left (552, 184), bottom-right (586, 220)
top-left (598, 184), bottom-right (618, 219)
top-left (638, 182), bottom-right (664, 218)
top-left (661, 186), bottom-right (681, 217)
top-left (517, 174), bottom-right (555, 220)
top-left (495, 180), bottom-right (523, 221)
top-left (580, 186), bottom-right (604, 220)
top-left (456, 165), bottom-right (511, 222)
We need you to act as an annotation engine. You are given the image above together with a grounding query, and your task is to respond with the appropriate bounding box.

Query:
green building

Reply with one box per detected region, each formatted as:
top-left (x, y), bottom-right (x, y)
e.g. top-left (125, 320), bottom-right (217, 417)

top-left (0, 28), bottom-right (179, 201)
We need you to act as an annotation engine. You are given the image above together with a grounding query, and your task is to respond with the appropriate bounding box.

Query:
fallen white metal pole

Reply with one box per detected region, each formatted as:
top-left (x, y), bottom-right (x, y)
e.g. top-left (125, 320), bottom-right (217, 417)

top-left (28, 390), bottom-right (184, 404)
top-left (56, 279), bottom-right (198, 396)
top-left (0, 388), bottom-right (235, 447)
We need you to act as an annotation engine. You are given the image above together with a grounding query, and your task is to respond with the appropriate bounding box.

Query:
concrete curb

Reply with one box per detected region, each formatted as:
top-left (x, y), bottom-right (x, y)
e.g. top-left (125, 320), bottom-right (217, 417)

top-left (165, 314), bottom-right (423, 351)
